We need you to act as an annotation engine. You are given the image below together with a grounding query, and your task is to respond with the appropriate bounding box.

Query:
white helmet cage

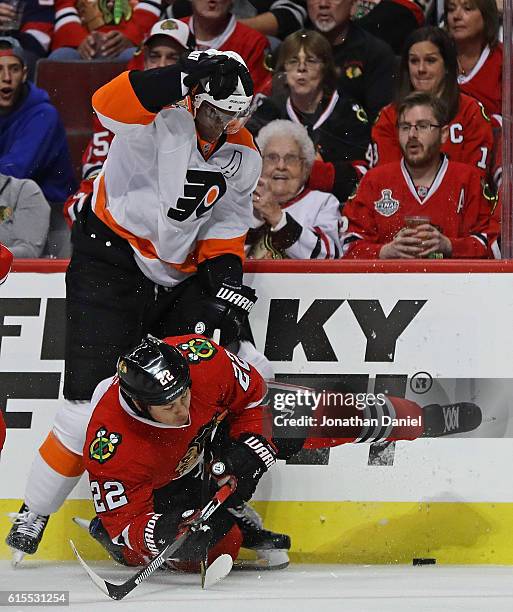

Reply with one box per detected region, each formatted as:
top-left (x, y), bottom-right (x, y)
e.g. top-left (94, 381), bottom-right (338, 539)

top-left (193, 49), bottom-right (253, 134)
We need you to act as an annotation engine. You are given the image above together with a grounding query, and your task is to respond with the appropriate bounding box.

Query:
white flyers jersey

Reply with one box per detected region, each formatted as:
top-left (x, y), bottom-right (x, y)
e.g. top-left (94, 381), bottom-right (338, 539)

top-left (91, 72), bottom-right (262, 287)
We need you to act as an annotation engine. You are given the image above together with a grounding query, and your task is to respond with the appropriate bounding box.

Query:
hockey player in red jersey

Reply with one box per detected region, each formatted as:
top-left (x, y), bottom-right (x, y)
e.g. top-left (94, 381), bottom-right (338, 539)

top-left (6, 49), bottom-right (280, 564)
top-left (370, 27), bottom-right (493, 178)
top-left (83, 334), bottom-right (279, 569)
top-left (342, 92), bottom-right (496, 259)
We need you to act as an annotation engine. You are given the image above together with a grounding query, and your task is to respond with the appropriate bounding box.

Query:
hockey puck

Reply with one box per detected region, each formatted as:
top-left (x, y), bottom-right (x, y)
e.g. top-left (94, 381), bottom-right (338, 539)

top-left (413, 558), bottom-right (436, 565)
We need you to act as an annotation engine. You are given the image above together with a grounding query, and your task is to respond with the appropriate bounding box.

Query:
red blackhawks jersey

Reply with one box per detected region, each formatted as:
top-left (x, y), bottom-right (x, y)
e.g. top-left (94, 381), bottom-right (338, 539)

top-left (53, 0), bottom-right (161, 49)
top-left (83, 334), bottom-right (268, 561)
top-left (370, 93), bottom-right (493, 178)
top-left (341, 157), bottom-right (494, 258)
top-left (458, 44), bottom-right (502, 121)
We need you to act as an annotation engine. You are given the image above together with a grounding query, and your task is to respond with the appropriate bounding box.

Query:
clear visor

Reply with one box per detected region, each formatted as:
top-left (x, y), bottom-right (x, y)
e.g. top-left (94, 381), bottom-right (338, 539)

top-left (200, 102), bottom-right (250, 135)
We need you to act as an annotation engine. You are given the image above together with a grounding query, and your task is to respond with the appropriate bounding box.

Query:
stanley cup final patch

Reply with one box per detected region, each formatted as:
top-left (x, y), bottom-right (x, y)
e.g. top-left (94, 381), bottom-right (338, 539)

top-left (374, 189), bottom-right (399, 217)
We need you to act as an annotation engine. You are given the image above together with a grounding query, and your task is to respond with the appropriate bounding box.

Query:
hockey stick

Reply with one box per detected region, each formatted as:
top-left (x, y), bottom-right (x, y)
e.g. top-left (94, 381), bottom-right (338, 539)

top-left (70, 477), bottom-right (236, 601)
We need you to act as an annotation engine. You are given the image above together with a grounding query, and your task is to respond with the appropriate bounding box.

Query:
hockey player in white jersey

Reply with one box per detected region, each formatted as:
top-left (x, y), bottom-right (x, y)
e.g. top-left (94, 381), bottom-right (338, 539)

top-left (6, 49), bottom-right (289, 566)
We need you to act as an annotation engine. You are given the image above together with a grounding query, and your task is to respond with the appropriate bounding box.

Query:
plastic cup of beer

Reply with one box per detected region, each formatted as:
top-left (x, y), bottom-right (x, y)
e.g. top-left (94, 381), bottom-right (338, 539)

top-left (1, 0), bottom-right (23, 31)
top-left (404, 215), bottom-right (430, 230)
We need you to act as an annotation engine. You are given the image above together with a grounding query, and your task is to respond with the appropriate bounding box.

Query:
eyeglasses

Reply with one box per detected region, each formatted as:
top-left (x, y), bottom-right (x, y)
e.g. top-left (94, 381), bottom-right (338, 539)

top-left (398, 121), bottom-right (441, 134)
top-left (263, 153), bottom-right (305, 166)
top-left (284, 57), bottom-right (323, 70)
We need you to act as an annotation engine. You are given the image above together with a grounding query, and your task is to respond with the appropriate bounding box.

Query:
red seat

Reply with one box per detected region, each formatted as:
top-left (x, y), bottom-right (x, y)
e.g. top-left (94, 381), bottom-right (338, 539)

top-left (34, 60), bottom-right (127, 181)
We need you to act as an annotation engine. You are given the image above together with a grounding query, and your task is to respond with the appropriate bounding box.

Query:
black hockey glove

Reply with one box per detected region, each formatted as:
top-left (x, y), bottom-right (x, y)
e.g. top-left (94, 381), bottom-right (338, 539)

top-left (151, 507), bottom-right (212, 562)
top-left (178, 50), bottom-right (253, 100)
top-left (214, 433), bottom-right (277, 508)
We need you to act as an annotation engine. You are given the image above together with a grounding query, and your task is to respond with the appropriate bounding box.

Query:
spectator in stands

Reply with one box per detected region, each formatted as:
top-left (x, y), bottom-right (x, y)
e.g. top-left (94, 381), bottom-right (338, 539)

top-left (0, 173), bottom-right (50, 257)
top-left (169, 0), bottom-right (308, 41)
top-left (0, 37), bottom-right (76, 257)
top-left (0, 0), bottom-right (53, 79)
top-left (371, 26), bottom-right (493, 179)
top-left (248, 29), bottom-right (370, 203)
top-left (50, 0), bottom-right (161, 60)
top-left (182, 0), bottom-right (271, 94)
top-left (350, 0), bottom-right (425, 54)
top-left (342, 92), bottom-right (495, 259)
top-left (247, 120), bottom-right (341, 259)
top-left (305, 0), bottom-right (398, 121)
top-left (64, 18), bottom-right (191, 225)
top-left (446, 0), bottom-right (501, 119)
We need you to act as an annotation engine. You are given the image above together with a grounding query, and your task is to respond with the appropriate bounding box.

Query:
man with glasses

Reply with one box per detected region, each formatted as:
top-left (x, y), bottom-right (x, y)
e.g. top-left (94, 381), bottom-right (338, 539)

top-left (341, 92), bottom-right (495, 259)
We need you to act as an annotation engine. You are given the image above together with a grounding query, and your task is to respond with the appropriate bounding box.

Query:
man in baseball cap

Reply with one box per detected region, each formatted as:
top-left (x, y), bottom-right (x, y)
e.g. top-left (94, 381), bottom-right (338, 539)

top-left (131, 18), bottom-right (193, 70)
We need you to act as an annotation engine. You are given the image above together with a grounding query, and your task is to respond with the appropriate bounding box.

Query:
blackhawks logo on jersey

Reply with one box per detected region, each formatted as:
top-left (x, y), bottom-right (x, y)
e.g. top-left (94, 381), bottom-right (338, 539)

top-left (179, 337), bottom-right (217, 363)
top-left (89, 428), bottom-right (122, 464)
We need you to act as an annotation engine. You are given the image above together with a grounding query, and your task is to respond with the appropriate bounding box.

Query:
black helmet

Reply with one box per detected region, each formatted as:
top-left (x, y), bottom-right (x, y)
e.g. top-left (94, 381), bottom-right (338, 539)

top-left (117, 334), bottom-right (191, 407)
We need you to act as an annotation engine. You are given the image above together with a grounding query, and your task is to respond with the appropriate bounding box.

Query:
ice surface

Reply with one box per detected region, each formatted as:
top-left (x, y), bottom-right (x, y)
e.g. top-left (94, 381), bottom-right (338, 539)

top-left (0, 561), bottom-right (512, 612)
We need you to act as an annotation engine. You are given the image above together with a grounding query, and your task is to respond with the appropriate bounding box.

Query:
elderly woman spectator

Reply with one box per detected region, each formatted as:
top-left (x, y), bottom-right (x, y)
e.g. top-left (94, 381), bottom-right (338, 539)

top-left (446, 0), bottom-right (501, 120)
top-left (371, 27), bottom-right (493, 179)
top-left (246, 120), bottom-right (342, 259)
top-left (248, 30), bottom-right (370, 203)
top-left (0, 173), bottom-right (50, 258)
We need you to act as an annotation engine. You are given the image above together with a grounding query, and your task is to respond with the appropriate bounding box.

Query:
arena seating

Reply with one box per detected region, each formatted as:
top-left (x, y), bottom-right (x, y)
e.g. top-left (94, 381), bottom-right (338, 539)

top-left (34, 60), bottom-right (127, 181)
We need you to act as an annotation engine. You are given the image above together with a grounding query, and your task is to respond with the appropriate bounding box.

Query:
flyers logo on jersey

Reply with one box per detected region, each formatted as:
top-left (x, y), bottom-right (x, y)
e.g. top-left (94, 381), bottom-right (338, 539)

top-left (89, 428), bottom-right (122, 464)
top-left (167, 169), bottom-right (227, 222)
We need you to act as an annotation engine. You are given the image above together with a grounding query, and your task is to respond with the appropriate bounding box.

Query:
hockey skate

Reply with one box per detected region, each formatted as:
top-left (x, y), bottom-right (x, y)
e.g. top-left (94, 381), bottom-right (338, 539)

top-left (229, 503), bottom-right (290, 570)
top-left (6, 503), bottom-right (49, 566)
top-left (73, 516), bottom-right (129, 566)
top-left (422, 402), bottom-right (482, 437)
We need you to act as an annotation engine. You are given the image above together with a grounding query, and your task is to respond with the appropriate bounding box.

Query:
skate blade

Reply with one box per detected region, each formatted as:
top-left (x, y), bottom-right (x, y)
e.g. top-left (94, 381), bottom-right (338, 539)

top-left (234, 549), bottom-right (289, 571)
top-left (11, 548), bottom-right (25, 568)
top-left (72, 517), bottom-right (91, 530)
top-left (203, 554), bottom-right (233, 589)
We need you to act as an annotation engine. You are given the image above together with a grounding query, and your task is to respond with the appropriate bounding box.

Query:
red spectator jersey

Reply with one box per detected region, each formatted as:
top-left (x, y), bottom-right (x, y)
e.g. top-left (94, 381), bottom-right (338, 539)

top-left (83, 335), bottom-right (268, 560)
top-left (183, 15), bottom-right (271, 95)
top-left (341, 157), bottom-right (493, 258)
top-left (0, 244), bottom-right (13, 285)
top-left (21, 0), bottom-right (54, 53)
top-left (52, 0), bottom-right (161, 49)
top-left (370, 93), bottom-right (493, 178)
top-left (458, 44), bottom-right (502, 120)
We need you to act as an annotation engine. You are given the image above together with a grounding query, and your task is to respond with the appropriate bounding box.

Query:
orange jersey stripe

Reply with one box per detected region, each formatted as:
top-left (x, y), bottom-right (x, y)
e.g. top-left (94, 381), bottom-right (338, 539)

top-left (39, 432), bottom-right (84, 477)
top-left (94, 176), bottom-right (245, 271)
top-left (226, 127), bottom-right (259, 153)
top-left (197, 235), bottom-right (246, 264)
top-left (93, 175), bottom-right (160, 260)
top-left (92, 71), bottom-right (156, 126)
